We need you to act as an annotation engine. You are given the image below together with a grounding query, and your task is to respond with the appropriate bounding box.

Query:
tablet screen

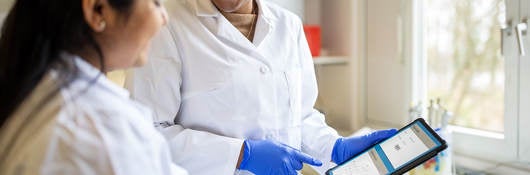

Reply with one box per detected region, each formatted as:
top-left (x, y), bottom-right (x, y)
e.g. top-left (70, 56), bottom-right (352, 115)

top-left (329, 121), bottom-right (443, 175)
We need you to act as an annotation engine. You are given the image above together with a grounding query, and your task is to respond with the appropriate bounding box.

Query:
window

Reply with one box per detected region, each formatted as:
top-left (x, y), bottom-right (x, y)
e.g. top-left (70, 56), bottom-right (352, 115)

top-left (416, 0), bottom-right (529, 163)
top-left (362, 0), bottom-right (530, 164)
top-left (424, 0), bottom-right (505, 132)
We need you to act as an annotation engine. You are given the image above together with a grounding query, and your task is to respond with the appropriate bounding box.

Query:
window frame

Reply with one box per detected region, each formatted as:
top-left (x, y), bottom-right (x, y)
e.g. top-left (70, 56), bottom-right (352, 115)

top-left (365, 0), bottom-right (523, 164)
top-left (413, 0), bottom-right (521, 163)
top-left (518, 0), bottom-right (530, 163)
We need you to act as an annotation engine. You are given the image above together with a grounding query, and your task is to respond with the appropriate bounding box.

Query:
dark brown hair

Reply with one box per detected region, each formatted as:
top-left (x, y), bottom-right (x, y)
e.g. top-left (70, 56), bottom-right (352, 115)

top-left (0, 0), bottom-right (135, 126)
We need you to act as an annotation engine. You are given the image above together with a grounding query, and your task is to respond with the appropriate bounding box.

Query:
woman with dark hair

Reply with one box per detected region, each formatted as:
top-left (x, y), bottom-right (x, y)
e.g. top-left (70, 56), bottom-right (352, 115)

top-left (0, 0), bottom-right (188, 174)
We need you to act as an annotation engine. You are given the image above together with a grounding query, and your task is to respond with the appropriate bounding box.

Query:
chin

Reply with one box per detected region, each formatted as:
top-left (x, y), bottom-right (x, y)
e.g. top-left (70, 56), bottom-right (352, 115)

top-left (133, 54), bottom-right (148, 67)
top-left (217, 1), bottom-right (248, 13)
top-left (219, 6), bottom-right (239, 13)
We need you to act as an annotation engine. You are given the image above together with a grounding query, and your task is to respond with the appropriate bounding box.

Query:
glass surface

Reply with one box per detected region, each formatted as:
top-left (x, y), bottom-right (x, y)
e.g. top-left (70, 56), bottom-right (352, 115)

top-left (424, 0), bottom-right (506, 132)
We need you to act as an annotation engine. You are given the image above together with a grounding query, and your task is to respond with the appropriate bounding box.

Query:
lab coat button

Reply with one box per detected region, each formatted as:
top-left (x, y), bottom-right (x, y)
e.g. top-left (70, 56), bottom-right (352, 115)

top-left (260, 67), bottom-right (268, 74)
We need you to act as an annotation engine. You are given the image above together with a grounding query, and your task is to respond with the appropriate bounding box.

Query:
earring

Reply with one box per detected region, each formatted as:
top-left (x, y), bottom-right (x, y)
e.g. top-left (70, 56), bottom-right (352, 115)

top-left (98, 21), bottom-right (106, 31)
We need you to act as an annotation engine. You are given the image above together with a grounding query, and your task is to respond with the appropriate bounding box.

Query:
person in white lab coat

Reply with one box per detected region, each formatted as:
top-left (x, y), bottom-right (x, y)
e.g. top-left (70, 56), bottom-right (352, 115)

top-left (127, 0), bottom-right (397, 174)
top-left (0, 0), bottom-right (188, 175)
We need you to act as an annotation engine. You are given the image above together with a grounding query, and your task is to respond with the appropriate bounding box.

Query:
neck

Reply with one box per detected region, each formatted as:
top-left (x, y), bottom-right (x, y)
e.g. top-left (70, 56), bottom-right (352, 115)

top-left (236, 1), bottom-right (254, 14)
top-left (213, 0), bottom-right (255, 14)
top-left (74, 49), bottom-right (107, 74)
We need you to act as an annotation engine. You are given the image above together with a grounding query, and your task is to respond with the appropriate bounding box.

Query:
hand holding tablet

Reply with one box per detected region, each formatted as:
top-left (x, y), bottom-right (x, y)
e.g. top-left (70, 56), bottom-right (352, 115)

top-left (326, 118), bottom-right (448, 175)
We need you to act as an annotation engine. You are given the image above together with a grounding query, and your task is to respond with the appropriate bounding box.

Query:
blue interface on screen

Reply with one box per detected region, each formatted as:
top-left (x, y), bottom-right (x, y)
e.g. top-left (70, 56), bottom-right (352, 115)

top-left (329, 123), bottom-right (442, 175)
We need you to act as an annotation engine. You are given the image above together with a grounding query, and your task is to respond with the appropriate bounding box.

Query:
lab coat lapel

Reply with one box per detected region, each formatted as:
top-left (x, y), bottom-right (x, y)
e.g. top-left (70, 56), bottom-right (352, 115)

top-left (217, 0), bottom-right (276, 49)
top-left (190, 0), bottom-right (274, 64)
top-left (188, 0), bottom-right (253, 51)
top-left (213, 0), bottom-right (277, 65)
top-left (215, 17), bottom-right (256, 52)
top-left (253, 0), bottom-right (274, 47)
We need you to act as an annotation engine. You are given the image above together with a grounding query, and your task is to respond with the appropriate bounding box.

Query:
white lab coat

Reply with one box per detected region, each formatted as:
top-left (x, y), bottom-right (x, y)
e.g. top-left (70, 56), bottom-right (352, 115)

top-left (126, 0), bottom-right (340, 174)
top-left (0, 54), bottom-right (188, 175)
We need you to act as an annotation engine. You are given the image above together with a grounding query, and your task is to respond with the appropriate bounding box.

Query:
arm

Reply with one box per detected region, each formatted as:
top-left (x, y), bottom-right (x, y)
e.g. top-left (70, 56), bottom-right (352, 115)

top-left (293, 19), bottom-right (397, 172)
top-left (41, 112), bottom-right (189, 175)
top-left (125, 25), bottom-right (244, 175)
top-left (294, 19), bottom-right (341, 173)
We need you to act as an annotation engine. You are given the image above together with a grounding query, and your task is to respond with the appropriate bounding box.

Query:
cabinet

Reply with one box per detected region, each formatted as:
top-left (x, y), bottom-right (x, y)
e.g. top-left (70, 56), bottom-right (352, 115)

top-left (303, 0), bottom-right (366, 134)
top-left (313, 56), bottom-right (348, 65)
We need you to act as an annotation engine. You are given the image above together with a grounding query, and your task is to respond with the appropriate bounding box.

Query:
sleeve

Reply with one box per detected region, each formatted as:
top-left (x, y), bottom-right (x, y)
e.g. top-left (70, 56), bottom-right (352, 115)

top-left (295, 19), bottom-right (341, 174)
top-left (40, 111), bottom-right (189, 175)
top-left (125, 23), bottom-right (244, 175)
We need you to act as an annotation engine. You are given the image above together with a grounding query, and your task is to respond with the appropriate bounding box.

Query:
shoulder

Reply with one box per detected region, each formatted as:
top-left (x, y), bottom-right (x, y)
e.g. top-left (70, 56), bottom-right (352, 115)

top-left (53, 73), bottom-right (160, 147)
top-left (43, 88), bottom-right (165, 174)
top-left (165, 0), bottom-right (196, 20)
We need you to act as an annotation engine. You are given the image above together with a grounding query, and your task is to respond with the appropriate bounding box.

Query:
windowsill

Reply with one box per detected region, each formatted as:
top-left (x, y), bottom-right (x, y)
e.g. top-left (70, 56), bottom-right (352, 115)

top-left (344, 123), bottom-right (530, 174)
top-left (454, 153), bottom-right (530, 174)
top-left (449, 125), bottom-right (504, 140)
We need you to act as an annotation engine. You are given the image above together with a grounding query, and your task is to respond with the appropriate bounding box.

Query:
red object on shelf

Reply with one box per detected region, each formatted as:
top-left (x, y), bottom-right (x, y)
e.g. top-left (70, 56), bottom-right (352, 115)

top-left (303, 25), bottom-right (321, 57)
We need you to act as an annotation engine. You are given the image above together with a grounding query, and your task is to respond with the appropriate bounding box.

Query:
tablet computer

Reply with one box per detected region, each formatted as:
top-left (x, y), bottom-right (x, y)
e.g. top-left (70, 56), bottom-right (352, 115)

top-left (326, 118), bottom-right (447, 175)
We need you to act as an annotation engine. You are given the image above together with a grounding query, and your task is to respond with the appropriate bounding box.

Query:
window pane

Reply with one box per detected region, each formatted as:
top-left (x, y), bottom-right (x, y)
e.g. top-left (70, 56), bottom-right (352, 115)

top-left (425, 0), bottom-right (505, 132)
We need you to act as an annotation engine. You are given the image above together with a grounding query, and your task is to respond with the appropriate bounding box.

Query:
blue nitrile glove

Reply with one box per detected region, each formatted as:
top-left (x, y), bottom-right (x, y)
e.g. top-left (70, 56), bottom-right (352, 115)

top-left (239, 140), bottom-right (323, 175)
top-left (332, 129), bottom-right (398, 164)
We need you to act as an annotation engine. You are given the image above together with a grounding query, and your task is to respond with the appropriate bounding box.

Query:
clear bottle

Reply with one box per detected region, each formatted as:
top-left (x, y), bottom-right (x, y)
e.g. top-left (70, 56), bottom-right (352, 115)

top-left (409, 113), bottom-right (453, 175)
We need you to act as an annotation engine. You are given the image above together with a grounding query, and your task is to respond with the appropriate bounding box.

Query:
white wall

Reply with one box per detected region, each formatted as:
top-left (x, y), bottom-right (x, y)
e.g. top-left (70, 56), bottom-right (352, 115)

top-left (0, 0), bottom-right (12, 12)
top-left (0, 13), bottom-right (5, 23)
top-left (0, 0), bottom-right (12, 25)
top-left (268, 0), bottom-right (304, 19)
top-left (304, 0), bottom-right (321, 24)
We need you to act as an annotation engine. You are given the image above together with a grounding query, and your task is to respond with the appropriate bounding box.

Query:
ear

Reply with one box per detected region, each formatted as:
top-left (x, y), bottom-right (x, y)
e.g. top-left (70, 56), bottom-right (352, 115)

top-left (82, 0), bottom-right (109, 32)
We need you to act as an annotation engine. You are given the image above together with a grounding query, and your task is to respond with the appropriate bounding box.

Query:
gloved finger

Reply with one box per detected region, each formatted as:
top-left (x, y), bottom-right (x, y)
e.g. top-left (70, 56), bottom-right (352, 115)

top-left (291, 150), bottom-right (323, 166)
top-left (280, 142), bottom-right (300, 151)
top-left (282, 162), bottom-right (298, 175)
top-left (366, 129), bottom-right (398, 143)
top-left (290, 157), bottom-right (304, 170)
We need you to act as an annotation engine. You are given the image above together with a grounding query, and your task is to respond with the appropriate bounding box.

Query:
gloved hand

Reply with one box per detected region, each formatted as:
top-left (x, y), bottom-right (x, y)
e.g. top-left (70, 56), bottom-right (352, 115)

top-left (332, 129), bottom-right (398, 164)
top-left (239, 139), bottom-right (323, 175)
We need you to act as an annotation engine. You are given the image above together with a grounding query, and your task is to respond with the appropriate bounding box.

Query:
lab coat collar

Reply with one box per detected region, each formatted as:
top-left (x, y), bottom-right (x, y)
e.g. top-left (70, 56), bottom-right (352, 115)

top-left (190, 0), bottom-right (276, 21)
top-left (190, 0), bottom-right (221, 17)
top-left (252, 0), bottom-right (275, 46)
top-left (256, 0), bottom-right (276, 22)
top-left (189, 0), bottom-right (275, 54)
top-left (62, 52), bottom-right (131, 98)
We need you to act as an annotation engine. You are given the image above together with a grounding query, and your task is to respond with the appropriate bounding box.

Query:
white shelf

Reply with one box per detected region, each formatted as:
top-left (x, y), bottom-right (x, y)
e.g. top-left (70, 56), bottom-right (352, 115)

top-left (313, 56), bottom-right (349, 65)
